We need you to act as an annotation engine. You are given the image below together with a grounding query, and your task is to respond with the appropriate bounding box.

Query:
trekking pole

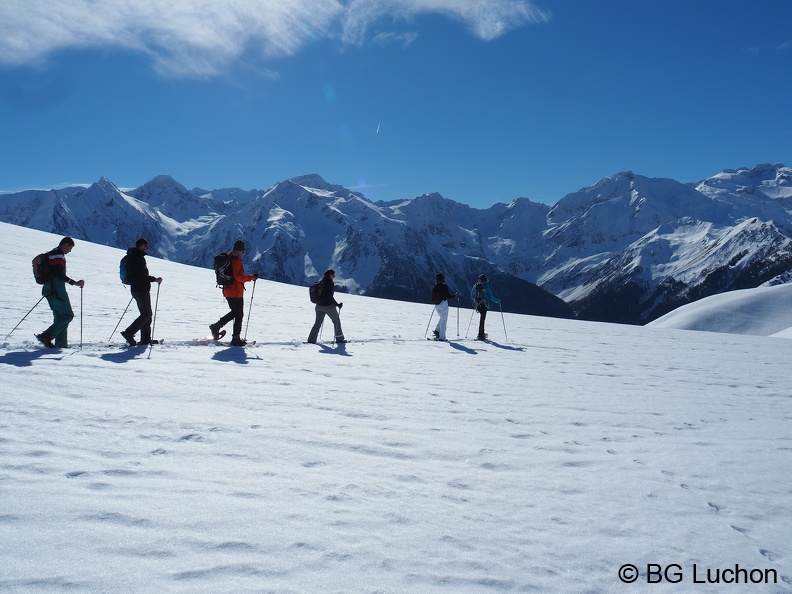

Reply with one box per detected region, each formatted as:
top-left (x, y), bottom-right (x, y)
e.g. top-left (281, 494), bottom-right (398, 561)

top-left (244, 279), bottom-right (256, 341)
top-left (424, 308), bottom-right (434, 338)
top-left (465, 306), bottom-right (475, 339)
top-left (109, 296), bottom-right (134, 342)
top-left (332, 303), bottom-right (344, 344)
top-left (456, 296), bottom-right (460, 339)
top-left (80, 286), bottom-right (84, 350)
top-left (4, 296), bottom-right (45, 340)
top-left (147, 283), bottom-right (161, 358)
top-left (150, 282), bottom-right (161, 342)
top-left (499, 301), bottom-right (508, 342)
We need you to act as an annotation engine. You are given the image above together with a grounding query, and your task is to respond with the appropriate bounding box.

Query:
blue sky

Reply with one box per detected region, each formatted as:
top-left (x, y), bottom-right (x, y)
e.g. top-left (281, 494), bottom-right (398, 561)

top-left (1, 0), bottom-right (790, 208)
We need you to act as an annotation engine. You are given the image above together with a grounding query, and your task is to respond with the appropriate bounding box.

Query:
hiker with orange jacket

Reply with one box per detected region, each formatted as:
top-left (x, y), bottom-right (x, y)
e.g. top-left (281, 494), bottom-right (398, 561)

top-left (209, 240), bottom-right (258, 346)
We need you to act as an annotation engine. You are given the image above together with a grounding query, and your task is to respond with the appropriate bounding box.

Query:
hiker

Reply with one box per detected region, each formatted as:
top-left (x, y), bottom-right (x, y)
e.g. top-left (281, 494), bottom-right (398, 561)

top-left (121, 238), bottom-right (163, 346)
top-left (35, 237), bottom-right (85, 348)
top-left (471, 274), bottom-right (499, 340)
top-left (431, 273), bottom-right (459, 341)
top-left (307, 268), bottom-right (347, 344)
top-left (209, 240), bottom-right (258, 346)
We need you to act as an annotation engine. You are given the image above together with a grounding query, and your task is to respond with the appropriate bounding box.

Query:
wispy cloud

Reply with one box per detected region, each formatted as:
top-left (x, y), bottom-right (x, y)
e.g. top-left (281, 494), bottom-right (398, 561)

top-left (0, 0), bottom-right (549, 77)
top-left (744, 40), bottom-right (792, 56)
top-left (341, 0), bottom-right (550, 45)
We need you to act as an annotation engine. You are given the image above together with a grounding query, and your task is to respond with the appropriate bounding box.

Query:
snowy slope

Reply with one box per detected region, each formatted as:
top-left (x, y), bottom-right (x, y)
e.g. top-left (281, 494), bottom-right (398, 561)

top-left (1, 222), bottom-right (791, 593)
top-left (648, 283), bottom-right (792, 337)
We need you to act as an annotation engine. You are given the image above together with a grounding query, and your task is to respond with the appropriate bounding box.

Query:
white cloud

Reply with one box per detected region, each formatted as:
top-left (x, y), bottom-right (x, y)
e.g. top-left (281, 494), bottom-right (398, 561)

top-left (0, 0), bottom-right (548, 77)
top-left (341, 0), bottom-right (550, 45)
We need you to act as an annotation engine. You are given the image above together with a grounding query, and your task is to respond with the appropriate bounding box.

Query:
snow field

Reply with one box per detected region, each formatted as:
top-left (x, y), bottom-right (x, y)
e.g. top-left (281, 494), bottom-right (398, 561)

top-left (1, 223), bottom-right (790, 592)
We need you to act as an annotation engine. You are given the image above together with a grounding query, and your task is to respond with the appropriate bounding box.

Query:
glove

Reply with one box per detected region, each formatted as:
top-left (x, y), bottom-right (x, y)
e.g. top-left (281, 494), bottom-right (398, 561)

top-left (338, 302), bottom-right (343, 309)
top-left (253, 273), bottom-right (259, 280)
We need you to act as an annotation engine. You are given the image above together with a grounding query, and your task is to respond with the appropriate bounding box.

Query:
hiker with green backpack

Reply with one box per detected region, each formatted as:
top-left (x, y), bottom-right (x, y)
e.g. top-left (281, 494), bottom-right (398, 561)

top-left (470, 274), bottom-right (499, 341)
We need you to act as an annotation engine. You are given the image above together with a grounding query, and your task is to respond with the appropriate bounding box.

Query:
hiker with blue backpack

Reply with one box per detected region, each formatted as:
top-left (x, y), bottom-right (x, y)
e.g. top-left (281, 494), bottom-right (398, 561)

top-left (120, 238), bottom-right (163, 346)
top-left (471, 274), bottom-right (499, 341)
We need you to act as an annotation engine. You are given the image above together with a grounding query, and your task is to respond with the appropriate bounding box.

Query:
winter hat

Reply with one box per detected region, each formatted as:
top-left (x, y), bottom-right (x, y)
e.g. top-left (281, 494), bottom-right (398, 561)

top-left (135, 238), bottom-right (148, 248)
top-left (233, 240), bottom-right (246, 252)
top-left (478, 274), bottom-right (488, 282)
top-left (435, 273), bottom-right (445, 283)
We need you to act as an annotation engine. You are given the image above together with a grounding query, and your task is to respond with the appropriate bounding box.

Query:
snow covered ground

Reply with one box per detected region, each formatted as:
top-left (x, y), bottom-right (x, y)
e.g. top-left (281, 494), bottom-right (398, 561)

top-left (648, 282), bottom-right (792, 338)
top-left (1, 222), bottom-right (790, 593)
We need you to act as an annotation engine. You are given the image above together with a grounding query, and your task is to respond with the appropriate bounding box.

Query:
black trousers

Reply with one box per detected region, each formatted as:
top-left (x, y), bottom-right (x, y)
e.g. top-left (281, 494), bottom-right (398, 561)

top-left (125, 290), bottom-right (153, 343)
top-left (218, 297), bottom-right (245, 338)
top-left (477, 303), bottom-right (488, 338)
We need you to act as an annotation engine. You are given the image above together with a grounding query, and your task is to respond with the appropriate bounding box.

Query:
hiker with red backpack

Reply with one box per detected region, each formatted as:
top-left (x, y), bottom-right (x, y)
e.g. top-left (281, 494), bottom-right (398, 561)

top-left (35, 237), bottom-right (85, 349)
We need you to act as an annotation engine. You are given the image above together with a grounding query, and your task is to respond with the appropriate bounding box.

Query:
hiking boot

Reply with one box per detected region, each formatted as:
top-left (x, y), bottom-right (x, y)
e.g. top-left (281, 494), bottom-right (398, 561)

top-left (209, 323), bottom-right (222, 340)
top-left (433, 330), bottom-right (440, 339)
top-left (230, 336), bottom-right (247, 346)
top-left (476, 333), bottom-right (488, 341)
top-left (35, 332), bottom-right (54, 349)
top-left (335, 338), bottom-right (348, 344)
top-left (121, 330), bottom-right (137, 346)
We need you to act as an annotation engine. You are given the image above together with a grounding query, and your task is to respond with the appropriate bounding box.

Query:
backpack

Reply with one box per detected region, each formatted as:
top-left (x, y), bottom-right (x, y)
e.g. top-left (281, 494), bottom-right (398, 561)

top-left (119, 255), bottom-right (130, 285)
top-left (473, 281), bottom-right (487, 309)
top-left (214, 253), bottom-right (234, 287)
top-left (309, 280), bottom-right (324, 304)
top-left (32, 252), bottom-right (52, 285)
top-left (431, 284), bottom-right (443, 305)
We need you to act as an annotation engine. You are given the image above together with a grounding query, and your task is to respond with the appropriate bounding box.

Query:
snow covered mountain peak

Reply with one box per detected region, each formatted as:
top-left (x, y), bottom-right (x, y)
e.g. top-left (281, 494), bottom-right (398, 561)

top-left (2, 163), bottom-right (791, 324)
top-left (95, 176), bottom-right (121, 194)
top-left (696, 162), bottom-right (792, 202)
top-left (286, 174), bottom-right (367, 201)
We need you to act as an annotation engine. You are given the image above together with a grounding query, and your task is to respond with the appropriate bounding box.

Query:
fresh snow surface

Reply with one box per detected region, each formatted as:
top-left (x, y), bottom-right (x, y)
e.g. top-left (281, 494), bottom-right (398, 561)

top-left (1, 222), bottom-right (791, 593)
top-left (648, 283), bottom-right (792, 337)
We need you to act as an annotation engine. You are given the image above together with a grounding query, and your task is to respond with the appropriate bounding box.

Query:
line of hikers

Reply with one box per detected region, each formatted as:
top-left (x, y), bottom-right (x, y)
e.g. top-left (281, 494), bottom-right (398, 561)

top-left (28, 237), bottom-right (499, 349)
top-left (431, 272), bottom-right (500, 341)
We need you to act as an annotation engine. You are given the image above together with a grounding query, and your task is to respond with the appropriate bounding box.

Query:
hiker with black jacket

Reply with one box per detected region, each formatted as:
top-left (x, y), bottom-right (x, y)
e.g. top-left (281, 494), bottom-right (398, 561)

top-left (471, 274), bottom-right (499, 341)
top-left (431, 273), bottom-right (459, 341)
top-left (307, 268), bottom-right (347, 344)
top-left (35, 237), bottom-right (85, 349)
top-left (121, 238), bottom-right (163, 346)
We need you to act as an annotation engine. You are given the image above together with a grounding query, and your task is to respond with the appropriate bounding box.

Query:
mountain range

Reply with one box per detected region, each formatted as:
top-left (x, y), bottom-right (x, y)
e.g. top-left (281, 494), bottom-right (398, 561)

top-left (1, 163), bottom-right (791, 324)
